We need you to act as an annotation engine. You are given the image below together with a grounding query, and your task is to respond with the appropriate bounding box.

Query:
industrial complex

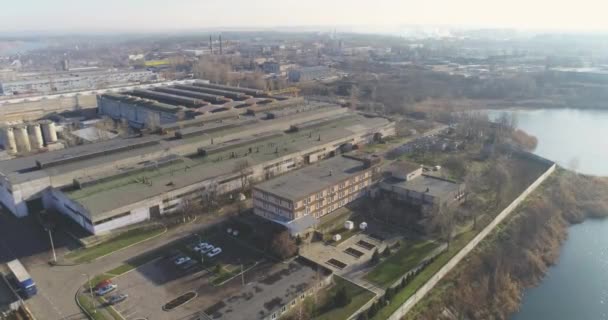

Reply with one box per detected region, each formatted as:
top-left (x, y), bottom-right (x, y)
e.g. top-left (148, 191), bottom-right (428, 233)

top-left (0, 82), bottom-right (394, 234)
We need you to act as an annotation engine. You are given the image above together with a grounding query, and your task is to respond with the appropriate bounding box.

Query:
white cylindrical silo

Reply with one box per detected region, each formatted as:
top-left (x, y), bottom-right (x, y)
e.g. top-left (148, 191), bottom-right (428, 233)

top-left (13, 125), bottom-right (31, 153)
top-left (3, 127), bottom-right (17, 154)
top-left (40, 120), bottom-right (58, 145)
top-left (27, 123), bottom-right (44, 149)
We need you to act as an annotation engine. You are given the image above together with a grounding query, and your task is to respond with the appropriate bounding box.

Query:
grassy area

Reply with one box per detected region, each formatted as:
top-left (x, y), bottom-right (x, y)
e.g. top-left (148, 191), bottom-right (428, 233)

top-left (371, 230), bottom-right (477, 320)
top-left (65, 226), bottom-right (166, 263)
top-left (364, 240), bottom-right (440, 288)
top-left (317, 206), bottom-right (356, 232)
top-left (314, 277), bottom-right (375, 320)
top-left (77, 294), bottom-right (115, 320)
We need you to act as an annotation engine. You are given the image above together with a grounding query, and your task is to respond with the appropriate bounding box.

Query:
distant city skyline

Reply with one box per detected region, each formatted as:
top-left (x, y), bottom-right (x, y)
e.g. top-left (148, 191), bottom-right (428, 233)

top-left (1, 0), bottom-right (607, 33)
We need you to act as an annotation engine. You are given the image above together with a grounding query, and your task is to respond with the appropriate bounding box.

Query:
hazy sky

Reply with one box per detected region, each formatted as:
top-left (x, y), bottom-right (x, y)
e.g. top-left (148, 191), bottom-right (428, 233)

top-left (1, 0), bottom-right (607, 33)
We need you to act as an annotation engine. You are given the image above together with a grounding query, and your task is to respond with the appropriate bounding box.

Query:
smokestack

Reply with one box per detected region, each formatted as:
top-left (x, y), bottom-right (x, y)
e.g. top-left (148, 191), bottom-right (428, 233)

top-left (219, 34), bottom-right (223, 55)
top-left (209, 35), bottom-right (213, 53)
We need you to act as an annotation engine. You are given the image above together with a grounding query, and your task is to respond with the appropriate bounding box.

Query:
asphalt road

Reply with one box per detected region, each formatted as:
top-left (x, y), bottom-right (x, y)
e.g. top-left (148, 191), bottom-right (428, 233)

top-left (0, 210), bottom-right (233, 320)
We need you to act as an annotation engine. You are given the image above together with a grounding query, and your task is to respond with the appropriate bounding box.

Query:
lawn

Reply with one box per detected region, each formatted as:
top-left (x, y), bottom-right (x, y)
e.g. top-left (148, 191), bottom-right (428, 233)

top-left (371, 230), bottom-right (477, 320)
top-left (317, 206), bottom-right (356, 233)
top-left (364, 240), bottom-right (441, 289)
top-left (65, 225), bottom-right (166, 263)
top-left (77, 293), bottom-right (122, 320)
top-left (314, 277), bottom-right (375, 320)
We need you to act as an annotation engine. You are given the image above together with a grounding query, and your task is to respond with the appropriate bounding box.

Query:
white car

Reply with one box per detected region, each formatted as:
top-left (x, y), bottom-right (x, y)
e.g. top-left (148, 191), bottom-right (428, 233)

top-left (207, 247), bottom-right (222, 258)
top-left (95, 284), bottom-right (117, 296)
top-left (174, 256), bottom-right (192, 266)
top-left (200, 245), bottom-right (215, 254)
top-left (193, 242), bottom-right (210, 252)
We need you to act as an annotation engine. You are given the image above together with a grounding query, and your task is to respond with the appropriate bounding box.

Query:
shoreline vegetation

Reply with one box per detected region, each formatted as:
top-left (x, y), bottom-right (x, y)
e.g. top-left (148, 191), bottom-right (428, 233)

top-left (404, 168), bottom-right (608, 320)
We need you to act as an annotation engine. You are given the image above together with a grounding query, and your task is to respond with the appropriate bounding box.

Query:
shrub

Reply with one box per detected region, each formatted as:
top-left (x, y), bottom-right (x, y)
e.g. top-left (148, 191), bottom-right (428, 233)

top-left (333, 286), bottom-right (351, 307)
top-left (371, 249), bottom-right (380, 264)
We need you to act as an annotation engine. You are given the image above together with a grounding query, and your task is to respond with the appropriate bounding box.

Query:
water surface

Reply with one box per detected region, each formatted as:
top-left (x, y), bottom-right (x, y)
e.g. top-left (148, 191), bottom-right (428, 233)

top-left (491, 108), bottom-right (608, 320)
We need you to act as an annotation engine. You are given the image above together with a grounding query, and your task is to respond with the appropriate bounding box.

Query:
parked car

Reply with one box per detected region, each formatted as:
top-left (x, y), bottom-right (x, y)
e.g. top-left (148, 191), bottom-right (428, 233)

top-left (207, 247), bottom-right (222, 258)
top-left (194, 242), bottom-right (211, 253)
top-left (96, 284), bottom-right (117, 296)
top-left (94, 279), bottom-right (113, 291)
top-left (174, 256), bottom-right (192, 266)
top-left (107, 293), bottom-right (128, 305)
top-left (200, 245), bottom-right (215, 254)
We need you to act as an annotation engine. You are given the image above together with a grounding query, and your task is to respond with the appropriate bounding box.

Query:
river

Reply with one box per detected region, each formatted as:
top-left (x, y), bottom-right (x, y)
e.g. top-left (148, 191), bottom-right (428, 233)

top-left (488, 109), bottom-right (608, 320)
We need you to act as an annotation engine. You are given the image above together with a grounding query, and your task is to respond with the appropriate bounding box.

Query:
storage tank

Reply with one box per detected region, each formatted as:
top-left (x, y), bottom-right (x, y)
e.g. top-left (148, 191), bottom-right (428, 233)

top-left (13, 125), bottom-right (31, 153)
top-left (2, 126), bottom-right (17, 154)
top-left (40, 120), bottom-right (58, 145)
top-left (27, 123), bottom-right (44, 149)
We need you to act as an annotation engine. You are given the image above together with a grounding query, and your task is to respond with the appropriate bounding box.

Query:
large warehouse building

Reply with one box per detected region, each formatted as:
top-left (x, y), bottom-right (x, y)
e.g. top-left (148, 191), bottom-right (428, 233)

top-left (97, 81), bottom-right (294, 129)
top-left (0, 86), bottom-right (394, 234)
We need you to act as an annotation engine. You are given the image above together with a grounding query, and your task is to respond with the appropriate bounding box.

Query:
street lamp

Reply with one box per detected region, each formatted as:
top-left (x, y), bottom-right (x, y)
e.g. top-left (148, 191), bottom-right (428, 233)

top-left (46, 228), bottom-right (57, 263)
top-left (83, 274), bottom-right (96, 314)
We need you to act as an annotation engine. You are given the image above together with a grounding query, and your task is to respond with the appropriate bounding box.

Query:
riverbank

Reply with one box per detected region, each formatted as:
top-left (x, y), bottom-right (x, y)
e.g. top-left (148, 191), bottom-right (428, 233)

top-left (404, 168), bottom-right (608, 319)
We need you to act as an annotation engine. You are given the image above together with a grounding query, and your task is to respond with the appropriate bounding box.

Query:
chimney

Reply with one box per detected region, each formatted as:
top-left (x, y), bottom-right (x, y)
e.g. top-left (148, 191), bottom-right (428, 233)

top-left (219, 34), bottom-right (223, 55)
top-left (329, 170), bottom-right (333, 176)
top-left (209, 35), bottom-right (213, 53)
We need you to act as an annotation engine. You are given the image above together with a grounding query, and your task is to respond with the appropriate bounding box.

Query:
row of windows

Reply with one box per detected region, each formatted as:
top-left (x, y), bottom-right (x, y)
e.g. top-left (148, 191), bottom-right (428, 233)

top-left (163, 186), bottom-right (207, 203)
top-left (258, 192), bottom-right (293, 209)
top-left (303, 173), bottom-right (369, 205)
top-left (94, 211), bottom-right (131, 226)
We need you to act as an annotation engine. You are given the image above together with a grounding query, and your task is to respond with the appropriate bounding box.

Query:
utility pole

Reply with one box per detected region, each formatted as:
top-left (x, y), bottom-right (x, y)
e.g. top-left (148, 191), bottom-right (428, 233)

top-left (47, 228), bottom-right (57, 263)
top-left (83, 274), bottom-right (96, 314)
top-left (240, 260), bottom-right (245, 287)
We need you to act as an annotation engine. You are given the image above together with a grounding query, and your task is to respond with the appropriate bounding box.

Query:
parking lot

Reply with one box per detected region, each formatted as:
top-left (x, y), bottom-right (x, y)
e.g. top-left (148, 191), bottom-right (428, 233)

top-left (105, 231), bottom-right (268, 320)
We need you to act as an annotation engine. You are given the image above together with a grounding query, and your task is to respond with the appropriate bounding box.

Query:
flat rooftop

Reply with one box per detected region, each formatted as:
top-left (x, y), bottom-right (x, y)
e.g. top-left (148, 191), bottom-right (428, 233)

top-left (64, 114), bottom-right (387, 220)
top-left (0, 104), bottom-right (367, 186)
top-left (254, 155), bottom-right (369, 202)
top-left (207, 260), bottom-right (327, 320)
top-left (383, 174), bottom-right (463, 199)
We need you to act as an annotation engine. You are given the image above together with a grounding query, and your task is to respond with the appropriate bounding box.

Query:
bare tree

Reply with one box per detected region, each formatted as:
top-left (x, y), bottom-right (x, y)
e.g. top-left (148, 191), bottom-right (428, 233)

top-left (234, 159), bottom-right (251, 192)
top-left (430, 202), bottom-right (457, 249)
top-left (271, 230), bottom-right (298, 259)
top-left (486, 158), bottom-right (511, 208)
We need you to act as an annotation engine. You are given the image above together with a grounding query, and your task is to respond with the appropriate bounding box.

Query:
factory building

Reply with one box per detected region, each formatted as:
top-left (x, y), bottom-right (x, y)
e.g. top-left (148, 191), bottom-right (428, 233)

top-left (288, 66), bottom-right (333, 82)
top-left (97, 81), bottom-right (287, 129)
top-left (0, 89), bottom-right (395, 234)
top-left (252, 154), bottom-right (380, 235)
top-left (0, 70), bottom-right (157, 96)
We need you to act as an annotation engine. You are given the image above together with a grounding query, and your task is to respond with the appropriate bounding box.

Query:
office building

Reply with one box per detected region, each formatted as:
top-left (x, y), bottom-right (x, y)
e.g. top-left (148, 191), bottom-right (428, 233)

top-left (253, 154), bottom-right (381, 235)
